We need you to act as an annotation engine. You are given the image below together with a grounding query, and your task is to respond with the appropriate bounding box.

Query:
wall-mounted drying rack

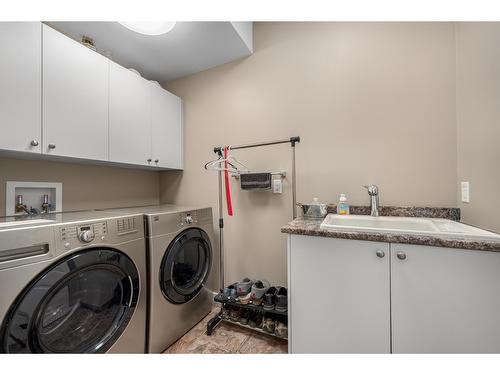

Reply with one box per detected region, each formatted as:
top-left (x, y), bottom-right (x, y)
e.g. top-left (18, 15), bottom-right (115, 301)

top-left (231, 171), bottom-right (287, 179)
top-left (205, 136), bottom-right (300, 337)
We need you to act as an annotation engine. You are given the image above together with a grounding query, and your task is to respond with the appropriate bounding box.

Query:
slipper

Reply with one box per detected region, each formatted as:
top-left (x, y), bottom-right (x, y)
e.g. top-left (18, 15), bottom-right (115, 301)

top-left (250, 279), bottom-right (270, 305)
top-left (236, 277), bottom-right (254, 296)
top-left (275, 320), bottom-right (288, 338)
top-left (238, 292), bottom-right (252, 305)
top-left (262, 317), bottom-right (275, 333)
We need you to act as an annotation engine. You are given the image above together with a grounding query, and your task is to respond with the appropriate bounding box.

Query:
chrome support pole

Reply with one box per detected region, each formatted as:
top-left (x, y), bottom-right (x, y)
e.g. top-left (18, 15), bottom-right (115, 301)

top-left (291, 142), bottom-right (297, 219)
top-left (217, 169), bottom-right (224, 290)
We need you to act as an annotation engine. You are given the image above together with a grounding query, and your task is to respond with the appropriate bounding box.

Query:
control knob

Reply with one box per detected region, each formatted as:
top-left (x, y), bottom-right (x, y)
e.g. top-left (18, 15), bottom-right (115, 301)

top-left (185, 214), bottom-right (194, 224)
top-left (79, 230), bottom-right (95, 243)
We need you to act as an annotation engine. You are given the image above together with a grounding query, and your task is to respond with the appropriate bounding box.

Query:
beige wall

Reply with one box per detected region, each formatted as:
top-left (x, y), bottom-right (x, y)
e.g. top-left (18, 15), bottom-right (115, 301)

top-left (456, 23), bottom-right (500, 233)
top-left (160, 22), bottom-right (458, 286)
top-left (0, 156), bottom-right (160, 214)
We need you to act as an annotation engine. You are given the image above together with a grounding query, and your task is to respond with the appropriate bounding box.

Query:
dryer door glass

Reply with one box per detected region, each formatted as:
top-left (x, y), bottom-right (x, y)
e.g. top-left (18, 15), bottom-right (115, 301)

top-left (160, 228), bottom-right (212, 304)
top-left (0, 249), bottom-right (140, 353)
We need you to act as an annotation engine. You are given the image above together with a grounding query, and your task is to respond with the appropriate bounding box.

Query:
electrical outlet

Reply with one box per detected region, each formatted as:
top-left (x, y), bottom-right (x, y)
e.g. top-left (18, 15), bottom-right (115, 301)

top-left (461, 181), bottom-right (470, 203)
top-left (273, 179), bottom-right (282, 194)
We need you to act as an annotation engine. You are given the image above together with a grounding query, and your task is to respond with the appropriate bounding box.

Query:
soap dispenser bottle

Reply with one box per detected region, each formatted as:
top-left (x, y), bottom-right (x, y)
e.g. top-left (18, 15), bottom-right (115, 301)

top-left (337, 194), bottom-right (350, 215)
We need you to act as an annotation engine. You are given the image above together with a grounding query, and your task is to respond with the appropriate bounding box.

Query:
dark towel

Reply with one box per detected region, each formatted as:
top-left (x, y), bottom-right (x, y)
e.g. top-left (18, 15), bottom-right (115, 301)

top-left (240, 173), bottom-right (272, 190)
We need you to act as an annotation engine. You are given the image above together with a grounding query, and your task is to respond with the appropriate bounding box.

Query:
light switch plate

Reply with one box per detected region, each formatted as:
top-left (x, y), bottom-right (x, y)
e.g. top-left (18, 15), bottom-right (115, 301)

top-left (461, 181), bottom-right (470, 203)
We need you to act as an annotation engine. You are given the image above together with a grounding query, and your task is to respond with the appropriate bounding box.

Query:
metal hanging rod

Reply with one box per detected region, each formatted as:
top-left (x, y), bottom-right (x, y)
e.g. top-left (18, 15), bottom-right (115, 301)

top-left (213, 136), bottom-right (300, 154)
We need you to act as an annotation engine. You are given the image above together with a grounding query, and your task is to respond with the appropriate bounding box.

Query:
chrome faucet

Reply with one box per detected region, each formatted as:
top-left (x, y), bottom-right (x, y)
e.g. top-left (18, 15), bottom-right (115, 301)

top-left (363, 184), bottom-right (380, 217)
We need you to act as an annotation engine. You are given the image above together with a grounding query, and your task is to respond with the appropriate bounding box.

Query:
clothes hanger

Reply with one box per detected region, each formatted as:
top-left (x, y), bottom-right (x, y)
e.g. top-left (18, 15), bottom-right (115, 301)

top-left (204, 146), bottom-right (250, 174)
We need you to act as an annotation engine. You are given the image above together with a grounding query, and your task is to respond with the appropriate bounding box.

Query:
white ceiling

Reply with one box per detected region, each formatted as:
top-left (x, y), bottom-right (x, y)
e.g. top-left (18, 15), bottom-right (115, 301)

top-left (49, 22), bottom-right (253, 83)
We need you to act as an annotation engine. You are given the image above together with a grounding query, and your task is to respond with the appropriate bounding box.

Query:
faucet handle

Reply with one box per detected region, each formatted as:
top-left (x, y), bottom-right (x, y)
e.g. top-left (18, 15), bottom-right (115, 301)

top-left (363, 184), bottom-right (379, 195)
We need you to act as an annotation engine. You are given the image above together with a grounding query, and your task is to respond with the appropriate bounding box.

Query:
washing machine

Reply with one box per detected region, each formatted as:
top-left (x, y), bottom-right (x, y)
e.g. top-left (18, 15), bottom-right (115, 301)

top-left (101, 205), bottom-right (218, 353)
top-left (0, 211), bottom-right (147, 353)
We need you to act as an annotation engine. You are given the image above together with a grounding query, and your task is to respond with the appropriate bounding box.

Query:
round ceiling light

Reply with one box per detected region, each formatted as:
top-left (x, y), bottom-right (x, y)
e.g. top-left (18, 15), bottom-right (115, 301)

top-left (119, 22), bottom-right (176, 36)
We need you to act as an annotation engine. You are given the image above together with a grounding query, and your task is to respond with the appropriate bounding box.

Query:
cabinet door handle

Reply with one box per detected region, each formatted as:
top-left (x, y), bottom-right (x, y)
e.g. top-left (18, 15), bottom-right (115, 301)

top-left (48, 144), bottom-right (56, 150)
top-left (30, 140), bottom-right (39, 147)
top-left (396, 251), bottom-right (407, 260)
top-left (147, 158), bottom-right (152, 163)
top-left (376, 249), bottom-right (385, 258)
top-left (154, 159), bottom-right (159, 163)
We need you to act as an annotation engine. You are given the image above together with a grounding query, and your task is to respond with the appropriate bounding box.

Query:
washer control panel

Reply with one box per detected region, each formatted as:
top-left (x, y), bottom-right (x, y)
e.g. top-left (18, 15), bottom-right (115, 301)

top-left (60, 222), bottom-right (107, 243)
top-left (55, 215), bottom-right (144, 255)
top-left (78, 225), bottom-right (95, 243)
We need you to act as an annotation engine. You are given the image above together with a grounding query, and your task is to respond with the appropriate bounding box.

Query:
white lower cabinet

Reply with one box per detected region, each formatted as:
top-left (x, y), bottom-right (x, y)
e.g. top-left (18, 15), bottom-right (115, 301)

top-left (391, 244), bottom-right (500, 353)
top-left (289, 235), bottom-right (391, 353)
top-left (289, 236), bottom-right (500, 353)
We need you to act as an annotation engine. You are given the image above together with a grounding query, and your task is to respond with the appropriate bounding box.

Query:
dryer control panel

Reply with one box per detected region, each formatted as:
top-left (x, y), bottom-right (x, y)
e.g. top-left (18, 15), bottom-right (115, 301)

top-left (178, 211), bottom-right (199, 227)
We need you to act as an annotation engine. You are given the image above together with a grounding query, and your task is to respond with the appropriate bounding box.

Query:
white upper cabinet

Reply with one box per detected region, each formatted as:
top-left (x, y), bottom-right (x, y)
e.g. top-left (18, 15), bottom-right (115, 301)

top-left (0, 23), bottom-right (41, 153)
top-left (42, 25), bottom-right (109, 160)
top-left (150, 84), bottom-right (183, 169)
top-left (0, 23), bottom-right (183, 169)
top-left (109, 61), bottom-right (152, 166)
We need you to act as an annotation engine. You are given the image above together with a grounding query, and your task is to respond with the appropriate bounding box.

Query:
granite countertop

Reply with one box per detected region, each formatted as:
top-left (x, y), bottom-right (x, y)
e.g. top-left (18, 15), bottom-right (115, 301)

top-left (282, 206), bottom-right (500, 252)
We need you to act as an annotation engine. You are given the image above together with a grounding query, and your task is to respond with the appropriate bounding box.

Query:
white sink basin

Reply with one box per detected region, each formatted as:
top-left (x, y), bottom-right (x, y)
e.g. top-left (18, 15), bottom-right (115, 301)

top-left (320, 214), bottom-right (500, 240)
top-left (0, 218), bottom-right (55, 228)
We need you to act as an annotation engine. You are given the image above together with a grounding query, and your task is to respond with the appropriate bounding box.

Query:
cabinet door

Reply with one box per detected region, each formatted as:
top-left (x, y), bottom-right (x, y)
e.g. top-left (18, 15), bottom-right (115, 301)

top-left (109, 61), bottom-right (151, 166)
top-left (0, 22), bottom-right (41, 153)
top-left (391, 244), bottom-right (500, 353)
top-left (289, 235), bottom-right (390, 353)
top-left (42, 25), bottom-right (109, 160)
top-left (150, 84), bottom-right (183, 169)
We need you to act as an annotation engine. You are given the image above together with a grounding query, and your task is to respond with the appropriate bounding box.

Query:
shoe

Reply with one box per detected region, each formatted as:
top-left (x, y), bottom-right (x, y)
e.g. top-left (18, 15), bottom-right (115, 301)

top-left (250, 279), bottom-right (270, 305)
top-left (275, 287), bottom-right (288, 312)
top-left (221, 305), bottom-right (231, 320)
top-left (222, 283), bottom-right (237, 301)
top-left (275, 320), bottom-right (288, 338)
top-left (262, 317), bottom-right (275, 333)
top-left (230, 307), bottom-right (242, 322)
top-left (236, 277), bottom-right (254, 296)
top-left (239, 309), bottom-right (251, 325)
top-left (263, 286), bottom-right (277, 310)
top-left (249, 311), bottom-right (263, 328)
top-left (238, 292), bottom-right (252, 305)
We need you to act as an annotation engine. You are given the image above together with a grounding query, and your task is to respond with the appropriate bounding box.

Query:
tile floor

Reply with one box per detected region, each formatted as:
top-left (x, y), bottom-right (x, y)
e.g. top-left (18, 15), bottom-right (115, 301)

top-left (163, 305), bottom-right (288, 354)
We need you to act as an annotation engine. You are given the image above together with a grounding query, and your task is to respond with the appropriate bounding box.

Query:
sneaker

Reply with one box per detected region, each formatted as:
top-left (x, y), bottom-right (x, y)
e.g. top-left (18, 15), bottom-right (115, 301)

top-left (263, 286), bottom-right (277, 310)
top-left (275, 287), bottom-right (288, 312)
top-left (249, 311), bottom-right (263, 328)
top-left (239, 309), bottom-right (251, 325)
top-left (275, 320), bottom-right (288, 338)
top-left (262, 317), bottom-right (275, 333)
top-left (236, 277), bottom-right (254, 296)
top-left (230, 307), bottom-right (242, 322)
top-left (250, 279), bottom-right (270, 305)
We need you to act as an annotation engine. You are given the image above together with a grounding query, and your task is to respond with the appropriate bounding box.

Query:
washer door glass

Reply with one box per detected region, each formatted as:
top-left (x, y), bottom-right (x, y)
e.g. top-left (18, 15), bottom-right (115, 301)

top-left (1, 249), bottom-right (139, 353)
top-left (160, 228), bottom-right (212, 304)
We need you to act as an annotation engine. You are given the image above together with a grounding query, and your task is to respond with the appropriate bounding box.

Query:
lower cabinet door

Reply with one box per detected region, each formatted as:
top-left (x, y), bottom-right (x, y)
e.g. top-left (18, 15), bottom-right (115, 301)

top-left (289, 235), bottom-right (391, 353)
top-left (391, 244), bottom-right (500, 353)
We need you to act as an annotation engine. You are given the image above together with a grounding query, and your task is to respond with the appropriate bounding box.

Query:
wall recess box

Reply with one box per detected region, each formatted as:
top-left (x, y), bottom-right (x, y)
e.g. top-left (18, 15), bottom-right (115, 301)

top-left (6, 181), bottom-right (63, 216)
